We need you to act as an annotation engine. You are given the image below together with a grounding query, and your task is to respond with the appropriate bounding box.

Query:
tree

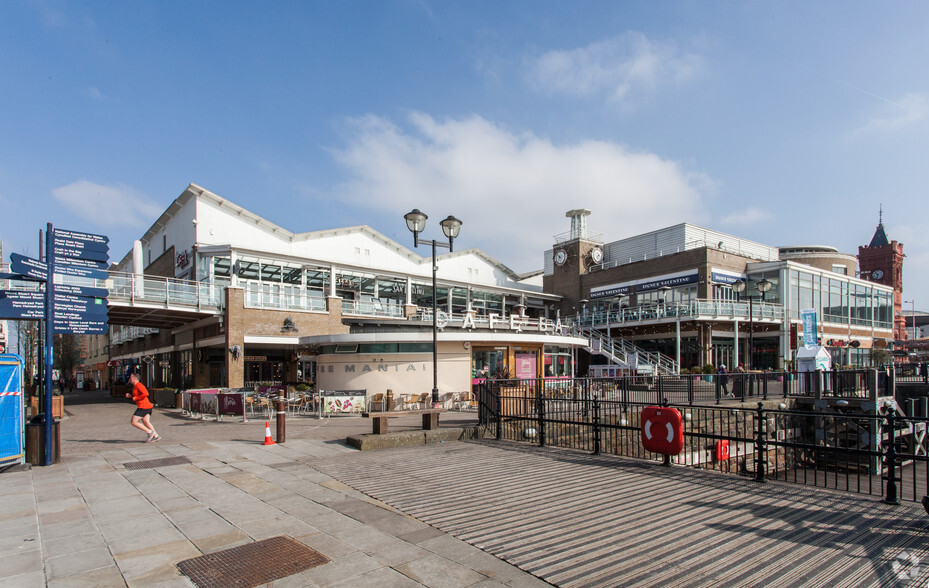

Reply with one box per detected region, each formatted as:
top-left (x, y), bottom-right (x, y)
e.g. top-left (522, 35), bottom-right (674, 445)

top-left (54, 333), bottom-right (81, 381)
top-left (14, 319), bottom-right (40, 393)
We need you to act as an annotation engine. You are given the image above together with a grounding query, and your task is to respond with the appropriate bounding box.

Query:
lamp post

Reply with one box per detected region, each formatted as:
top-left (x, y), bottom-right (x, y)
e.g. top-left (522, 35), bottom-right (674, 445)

top-left (756, 278), bottom-right (772, 370)
top-left (732, 278), bottom-right (773, 370)
top-left (404, 209), bottom-right (462, 407)
top-left (732, 280), bottom-right (747, 368)
top-left (904, 300), bottom-right (916, 340)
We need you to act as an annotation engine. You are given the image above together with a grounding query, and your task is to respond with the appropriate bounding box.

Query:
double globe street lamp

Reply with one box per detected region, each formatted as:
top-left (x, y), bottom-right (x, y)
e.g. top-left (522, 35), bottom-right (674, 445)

top-left (404, 209), bottom-right (463, 407)
top-left (732, 277), bottom-right (773, 370)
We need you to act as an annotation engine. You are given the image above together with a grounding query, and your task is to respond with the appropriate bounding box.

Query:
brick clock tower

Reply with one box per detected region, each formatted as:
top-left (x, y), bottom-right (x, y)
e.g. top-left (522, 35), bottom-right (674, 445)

top-left (858, 211), bottom-right (906, 339)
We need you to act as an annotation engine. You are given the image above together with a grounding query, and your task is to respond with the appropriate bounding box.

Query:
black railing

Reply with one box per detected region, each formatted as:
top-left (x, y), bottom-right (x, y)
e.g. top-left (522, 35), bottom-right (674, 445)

top-left (895, 362), bottom-right (929, 384)
top-left (477, 377), bottom-right (929, 505)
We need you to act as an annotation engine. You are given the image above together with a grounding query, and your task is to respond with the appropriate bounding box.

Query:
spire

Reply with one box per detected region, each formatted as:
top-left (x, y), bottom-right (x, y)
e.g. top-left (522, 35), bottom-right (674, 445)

top-left (868, 206), bottom-right (889, 247)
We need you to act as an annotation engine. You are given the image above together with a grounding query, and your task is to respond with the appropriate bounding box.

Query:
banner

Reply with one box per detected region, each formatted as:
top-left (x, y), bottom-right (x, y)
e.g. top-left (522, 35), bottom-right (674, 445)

top-left (800, 309), bottom-right (818, 348)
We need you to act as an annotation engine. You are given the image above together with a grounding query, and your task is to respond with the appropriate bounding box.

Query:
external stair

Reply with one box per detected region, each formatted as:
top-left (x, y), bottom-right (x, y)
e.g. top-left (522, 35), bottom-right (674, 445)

top-left (575, 325), bottom-right (679, 376)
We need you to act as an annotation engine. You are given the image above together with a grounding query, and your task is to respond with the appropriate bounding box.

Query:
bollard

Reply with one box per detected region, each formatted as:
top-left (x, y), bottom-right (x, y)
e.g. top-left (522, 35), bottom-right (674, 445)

top-left (276, 396), bottom-right (286, 443)
top-left (387, 389), bottom-right (394, 411)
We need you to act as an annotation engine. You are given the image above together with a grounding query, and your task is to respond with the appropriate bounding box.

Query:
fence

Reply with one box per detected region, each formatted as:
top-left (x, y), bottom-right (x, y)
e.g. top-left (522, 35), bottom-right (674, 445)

top-left (476, 376), bottom-right (929, 505)
top-left (498, 370), bottom-right (893, 407)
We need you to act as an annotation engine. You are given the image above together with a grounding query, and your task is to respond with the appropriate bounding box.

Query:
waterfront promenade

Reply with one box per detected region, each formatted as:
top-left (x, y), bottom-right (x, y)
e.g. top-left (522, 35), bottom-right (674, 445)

top-left (1, 387), bottom-right (927, 587)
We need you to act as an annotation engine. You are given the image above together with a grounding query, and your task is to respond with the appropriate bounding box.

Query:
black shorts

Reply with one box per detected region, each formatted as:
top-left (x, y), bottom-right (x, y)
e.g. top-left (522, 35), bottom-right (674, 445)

top-left (133, 408), bottom-right (153, 418)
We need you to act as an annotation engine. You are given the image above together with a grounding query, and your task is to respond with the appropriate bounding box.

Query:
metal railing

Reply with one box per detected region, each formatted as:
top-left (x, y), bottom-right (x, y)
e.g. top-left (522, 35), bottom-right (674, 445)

top-left (576, 326), bottom-right (678, 376)
top-left (106, 272), bottom-right (223, 310)
top-left (572, 299), bottom-right (785, 328)
top-left (244, 288), bottom-right (326, 312)
top-left (342, 299), bottom-right (405, 318)
top-left (476, 377), bottom-right (928, 504)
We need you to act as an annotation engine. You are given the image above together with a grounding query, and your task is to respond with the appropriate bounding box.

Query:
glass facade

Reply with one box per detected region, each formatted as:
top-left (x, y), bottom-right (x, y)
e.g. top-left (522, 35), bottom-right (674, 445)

top-left (789, 269), bottom-right (892, 329)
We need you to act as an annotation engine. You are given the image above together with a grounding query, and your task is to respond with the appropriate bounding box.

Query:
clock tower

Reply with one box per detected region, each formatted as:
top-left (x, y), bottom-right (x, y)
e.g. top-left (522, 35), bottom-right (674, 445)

top-left (858, 210), bottom-right (906, 339)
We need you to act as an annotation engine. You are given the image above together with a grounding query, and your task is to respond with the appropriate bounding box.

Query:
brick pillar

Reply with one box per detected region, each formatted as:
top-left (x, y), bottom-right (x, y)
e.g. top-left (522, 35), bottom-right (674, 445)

top-left (226, 287), bottom-right (245, 389)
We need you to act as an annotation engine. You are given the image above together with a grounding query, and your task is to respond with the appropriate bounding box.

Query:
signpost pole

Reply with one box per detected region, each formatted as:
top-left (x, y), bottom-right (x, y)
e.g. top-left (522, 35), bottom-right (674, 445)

top-left (44, 223), bottom-right (54, 466)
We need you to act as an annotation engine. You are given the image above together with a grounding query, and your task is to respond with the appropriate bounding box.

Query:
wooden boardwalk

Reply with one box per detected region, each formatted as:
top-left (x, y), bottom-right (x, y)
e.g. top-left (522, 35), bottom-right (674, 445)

top-left (313, 440), bottom-right (929, 587)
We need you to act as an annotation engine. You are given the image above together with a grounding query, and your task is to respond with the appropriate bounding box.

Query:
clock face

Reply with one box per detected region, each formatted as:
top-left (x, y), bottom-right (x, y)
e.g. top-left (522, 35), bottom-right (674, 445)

top-left (590, 247), bottom-right (603, 264)
top-left (872, 269), bottom-right (884, 280)
top-left (554, 249), bottom-right (568, 266)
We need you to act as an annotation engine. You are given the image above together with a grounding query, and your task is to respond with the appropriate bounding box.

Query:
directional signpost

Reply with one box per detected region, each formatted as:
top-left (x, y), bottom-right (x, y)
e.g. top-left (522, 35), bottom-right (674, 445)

top-left (2, 224), bottom-right (111, 466)
top-left (50, 228), bottom-right (110, 335)
top-left (10, 253), bottom-right (48, 281)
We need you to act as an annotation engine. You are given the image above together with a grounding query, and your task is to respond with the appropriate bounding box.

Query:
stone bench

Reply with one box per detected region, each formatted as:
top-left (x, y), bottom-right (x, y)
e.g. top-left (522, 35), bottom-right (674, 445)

top-left (361, 409), bottom-right (446, 434)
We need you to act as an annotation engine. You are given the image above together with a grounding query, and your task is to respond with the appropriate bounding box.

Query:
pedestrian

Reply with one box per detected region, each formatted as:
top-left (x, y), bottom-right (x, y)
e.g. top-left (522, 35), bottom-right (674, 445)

top-left (734, 362), bottom-right (746, 397)
top-left (126, 372), bottom-right (160, 442)
top-left (717, 364), bottom-right (731, 397)
top-left (57, 377), bottom-right (65, 395)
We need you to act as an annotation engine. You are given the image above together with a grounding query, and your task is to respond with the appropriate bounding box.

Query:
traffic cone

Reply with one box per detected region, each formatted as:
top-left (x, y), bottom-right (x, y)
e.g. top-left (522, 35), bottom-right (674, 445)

top-left (262, 421), bottom-right (275, 445)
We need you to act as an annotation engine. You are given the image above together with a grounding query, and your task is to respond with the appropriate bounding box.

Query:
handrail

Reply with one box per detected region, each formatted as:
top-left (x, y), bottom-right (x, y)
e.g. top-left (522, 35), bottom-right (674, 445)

top-left (574, 325), bottom-right (679, 376)
top-left (105, 272), bottom-right (224, 310)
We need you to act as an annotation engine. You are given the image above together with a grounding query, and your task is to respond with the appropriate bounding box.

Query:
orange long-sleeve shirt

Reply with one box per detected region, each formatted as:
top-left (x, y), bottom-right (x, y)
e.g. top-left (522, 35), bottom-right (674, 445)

top-left (131, 381), bottom-right (153, 410)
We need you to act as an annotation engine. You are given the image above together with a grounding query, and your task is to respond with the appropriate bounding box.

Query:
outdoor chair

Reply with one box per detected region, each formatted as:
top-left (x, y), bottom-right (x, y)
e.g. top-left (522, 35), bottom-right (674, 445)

top-left (368, 393), bottom-right (386, 412)
top-left (454, 391), bottom-right (472, 411)
top-left (398, 394), bottom-right (419, 410)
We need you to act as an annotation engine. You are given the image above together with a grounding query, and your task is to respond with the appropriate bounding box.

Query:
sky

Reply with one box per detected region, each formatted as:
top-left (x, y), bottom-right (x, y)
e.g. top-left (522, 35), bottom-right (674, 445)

top-left (1, 1), bottom-right (928, 310)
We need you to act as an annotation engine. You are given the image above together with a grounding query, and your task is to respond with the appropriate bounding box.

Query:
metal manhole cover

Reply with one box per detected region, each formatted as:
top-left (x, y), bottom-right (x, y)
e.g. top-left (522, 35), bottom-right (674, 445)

top-left (123, 456), bottom-right (192, 470)
top-left (177, 536), bottom-right (328, 587)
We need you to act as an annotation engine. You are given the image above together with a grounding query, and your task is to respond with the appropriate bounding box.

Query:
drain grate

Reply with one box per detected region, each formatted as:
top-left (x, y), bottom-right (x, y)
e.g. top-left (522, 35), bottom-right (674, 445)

top-left (177, 536), bottom-right (328, 587)
top-left (123, 455), bottom-right (192, 470)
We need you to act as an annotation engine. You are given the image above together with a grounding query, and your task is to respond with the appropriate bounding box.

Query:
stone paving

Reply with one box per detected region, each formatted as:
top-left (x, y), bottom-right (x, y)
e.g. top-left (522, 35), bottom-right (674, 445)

top-left (3, 387), bottom-right (929, 587)
top-left (1, 388), bottom-right (542, 587)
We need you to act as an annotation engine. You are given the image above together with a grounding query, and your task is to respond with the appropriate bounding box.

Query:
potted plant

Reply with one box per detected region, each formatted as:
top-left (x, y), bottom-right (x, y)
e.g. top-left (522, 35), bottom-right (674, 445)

top-left (703, 364), bottom-right (715, 382)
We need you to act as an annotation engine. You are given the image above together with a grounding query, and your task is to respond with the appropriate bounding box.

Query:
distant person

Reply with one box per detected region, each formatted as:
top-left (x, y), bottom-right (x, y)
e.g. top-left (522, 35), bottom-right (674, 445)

top-left (734, 363), bottom-right (746, 397)
top-left (717, 365), bottom-right (731, 397)
top-left (58, 378), bottom-right (65, 395)
top-left (126, 373), bottom-right (160, 442)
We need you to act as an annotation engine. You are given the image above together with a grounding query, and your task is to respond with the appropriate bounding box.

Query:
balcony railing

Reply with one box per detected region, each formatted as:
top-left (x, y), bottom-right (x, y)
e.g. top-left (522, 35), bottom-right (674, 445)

top-left (574, 299), bottom-right (785, 328)
top-left (106, 272), bottom-right (224, 310)
top-left (342, 299), bottom-right (405, 318)
top-left (244, 289), bottom-right (327, 312)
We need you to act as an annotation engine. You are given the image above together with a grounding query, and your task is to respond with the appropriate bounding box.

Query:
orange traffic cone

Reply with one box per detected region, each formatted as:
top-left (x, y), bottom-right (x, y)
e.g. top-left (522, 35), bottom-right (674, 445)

top-left (262, 421), bottom-right (275, 445)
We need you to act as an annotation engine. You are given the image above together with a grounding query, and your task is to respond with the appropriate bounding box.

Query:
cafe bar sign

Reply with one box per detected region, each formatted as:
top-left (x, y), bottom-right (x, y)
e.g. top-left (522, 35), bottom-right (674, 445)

top-left (435, 313), bottom-right (568, 334)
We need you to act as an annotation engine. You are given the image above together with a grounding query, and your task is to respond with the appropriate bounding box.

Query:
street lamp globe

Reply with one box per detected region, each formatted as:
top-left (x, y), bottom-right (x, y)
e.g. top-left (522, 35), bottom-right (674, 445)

top-left (732, 279), bottom-right (746, 300)
top-left (404, 209), bottom-right (428, 235)
top-left (440, 215), bottom-right (462, 239)
top-left (757, 278), bottom-right (773, 297)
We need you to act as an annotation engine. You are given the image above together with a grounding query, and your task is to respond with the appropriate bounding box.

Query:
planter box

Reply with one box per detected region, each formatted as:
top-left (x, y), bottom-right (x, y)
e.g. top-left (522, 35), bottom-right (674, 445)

top-left (29, 395), bottom-right (64, 419)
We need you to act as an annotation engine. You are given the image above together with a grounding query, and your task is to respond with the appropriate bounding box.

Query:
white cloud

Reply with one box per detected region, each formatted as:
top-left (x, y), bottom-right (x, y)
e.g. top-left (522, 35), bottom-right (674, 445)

top-left (51, 180), bottom-right (162, 228)
top-left (853, 92), bottom-right (929, 135)
top-left (527, 32), bottom-right (703, 103)
top-left (332, 112), bottom-right (709, 271)
top-left (720, 207), bottom-right (774, 227)
top-left (84, 86), bottom-right (105, 101)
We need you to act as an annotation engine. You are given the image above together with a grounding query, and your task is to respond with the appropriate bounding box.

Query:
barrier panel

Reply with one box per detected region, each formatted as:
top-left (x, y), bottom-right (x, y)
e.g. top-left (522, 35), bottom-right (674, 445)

top-left (319, 390), bottom-right (366, 415)
top-left (182, 388), bottom-right (247, 421)
top-left (0, 354), bottom-right (25, 467)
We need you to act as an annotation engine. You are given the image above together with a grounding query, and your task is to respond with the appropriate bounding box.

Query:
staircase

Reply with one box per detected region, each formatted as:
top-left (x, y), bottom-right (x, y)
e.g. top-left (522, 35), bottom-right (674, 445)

top-left (575, 326), bottom-right (679, 376)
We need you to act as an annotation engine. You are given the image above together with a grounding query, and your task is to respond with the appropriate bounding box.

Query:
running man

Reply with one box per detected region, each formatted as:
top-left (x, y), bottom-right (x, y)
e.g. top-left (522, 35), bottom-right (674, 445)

top-left (126, 372), bottom-right (160, 442)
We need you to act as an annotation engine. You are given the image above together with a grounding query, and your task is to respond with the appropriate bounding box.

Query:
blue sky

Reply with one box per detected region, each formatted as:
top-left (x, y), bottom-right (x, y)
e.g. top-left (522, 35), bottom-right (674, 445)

top-left (1, 1), bottom-right (927, 308)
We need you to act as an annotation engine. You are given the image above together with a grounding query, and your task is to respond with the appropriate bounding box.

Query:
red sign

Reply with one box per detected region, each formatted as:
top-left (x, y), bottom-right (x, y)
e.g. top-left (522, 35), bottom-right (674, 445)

top-left (640, 406), bottom-right (684, 455)
top-left (715, 440), bottom-right (730, 461)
